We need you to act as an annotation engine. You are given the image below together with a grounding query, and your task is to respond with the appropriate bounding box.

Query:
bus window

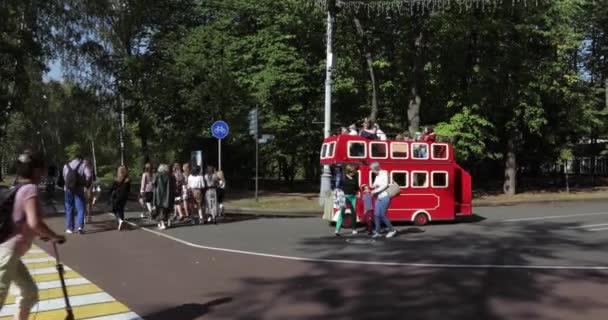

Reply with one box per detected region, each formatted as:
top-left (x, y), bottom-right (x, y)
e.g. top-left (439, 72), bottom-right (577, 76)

top-left (370, 142), bottom-right (388, 159)
top-left (432, 144), bottom-right (448, 160)
top-left (412, 143), bottom-right (429, 159)
top-left (432, 171), bottom-right (448, 188)
top-left (412, 171), bottom-right (429, 188)
top-left (328, 142), bottom-right (336, 158)
top-left (348, 141), bottom-right (366, 158)
top-left (391, 171), bottom-right (408, 188)
top-left (391, 142), bottom-right (408, 159)
top-left (320, 144), bottom-right (328, 159)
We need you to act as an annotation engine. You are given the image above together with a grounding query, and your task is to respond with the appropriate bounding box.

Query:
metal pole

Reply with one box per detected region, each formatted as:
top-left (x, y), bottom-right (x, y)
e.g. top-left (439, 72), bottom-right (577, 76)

top-left (218, 138), bottom-right (222, 171)
top-left (319, 0), bottom-right (336, 206)
top-left (255, 108), bottom-right (259, 202)
top-left (120, 101), bottom-right (125, 166)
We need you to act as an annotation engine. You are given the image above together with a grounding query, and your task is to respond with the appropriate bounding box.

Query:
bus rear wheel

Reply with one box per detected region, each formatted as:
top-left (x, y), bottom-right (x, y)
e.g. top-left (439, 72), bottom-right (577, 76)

top-left (414, 212), bottom-right (429, 226)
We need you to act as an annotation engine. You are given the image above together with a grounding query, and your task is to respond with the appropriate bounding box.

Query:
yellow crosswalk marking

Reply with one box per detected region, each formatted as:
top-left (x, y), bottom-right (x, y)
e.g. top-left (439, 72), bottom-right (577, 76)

top-left (0, 301), bottom-right (130, 320)
top-left (5, 284), bottom-right (102, 305)
top-left (2, 246), bottom-right (140, 319)
top-left (24, 261), bottom-right (55, 269)
top-left (22, 252), bottom-right (51, 259)
top-left (31, 270), bottom-right (80, 282)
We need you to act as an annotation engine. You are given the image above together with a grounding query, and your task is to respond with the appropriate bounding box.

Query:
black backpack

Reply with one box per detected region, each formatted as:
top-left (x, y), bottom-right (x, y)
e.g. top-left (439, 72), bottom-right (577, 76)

top-left (65, 161), bottom-right (84, 192)
top-left (0, 185), bottom-right (24, 243)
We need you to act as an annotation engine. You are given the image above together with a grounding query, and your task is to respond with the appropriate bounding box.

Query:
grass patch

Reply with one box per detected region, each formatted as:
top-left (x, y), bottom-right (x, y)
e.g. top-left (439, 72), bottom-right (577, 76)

top-left (226, 196), bottom-right (319, 210)
top-left (226, 188), bottom-right (608, 210)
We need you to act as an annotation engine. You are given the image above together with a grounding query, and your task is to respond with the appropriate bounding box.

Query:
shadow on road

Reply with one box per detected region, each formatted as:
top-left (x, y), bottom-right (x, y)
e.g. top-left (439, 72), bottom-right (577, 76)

top-left (209, 222), bottom-right (608, 320)
top-left (142, 297), bottom-right (233, 320)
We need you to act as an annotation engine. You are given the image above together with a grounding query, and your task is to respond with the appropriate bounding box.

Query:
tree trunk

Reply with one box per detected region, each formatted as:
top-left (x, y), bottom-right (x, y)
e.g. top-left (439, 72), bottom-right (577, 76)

top-left (604, 74), bottom-right (608, 110)
top-left (564, 161), bottom-right (570, 193)
top-left (503, 136), bottom-right (517, 195)
top-left (353, 17), bottom-right (379, 122)
top-left (408, 28), bottom-right (424, 135)
top-left (139, 118), bottom-right (150, 163)
top-left (91, 139), bottom-right (98, 177)
top-left (0, 149), bottom-right (4, 182)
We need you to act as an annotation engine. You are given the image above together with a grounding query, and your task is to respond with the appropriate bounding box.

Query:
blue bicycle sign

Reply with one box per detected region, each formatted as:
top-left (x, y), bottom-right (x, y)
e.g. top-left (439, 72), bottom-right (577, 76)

top-left (211, 121), bottom-right (229, 139)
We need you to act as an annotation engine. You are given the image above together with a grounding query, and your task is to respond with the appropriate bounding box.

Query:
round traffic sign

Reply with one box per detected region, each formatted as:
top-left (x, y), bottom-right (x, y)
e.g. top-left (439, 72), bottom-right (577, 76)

top-left (211, 121), bottom-right (229, 139)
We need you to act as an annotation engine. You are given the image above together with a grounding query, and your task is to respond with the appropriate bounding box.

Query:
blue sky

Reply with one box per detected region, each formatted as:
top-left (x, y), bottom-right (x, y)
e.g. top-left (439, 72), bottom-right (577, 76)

top-left (44, 59), bottom-right (63, 82)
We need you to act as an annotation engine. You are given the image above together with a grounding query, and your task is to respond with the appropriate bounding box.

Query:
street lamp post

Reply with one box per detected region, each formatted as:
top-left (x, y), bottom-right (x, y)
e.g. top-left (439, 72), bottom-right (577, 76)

top-left (319, 0), bottom-right (337, 206)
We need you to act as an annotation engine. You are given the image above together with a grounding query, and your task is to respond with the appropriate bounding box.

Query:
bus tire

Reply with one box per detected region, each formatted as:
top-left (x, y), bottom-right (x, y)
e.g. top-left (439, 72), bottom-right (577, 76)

top-left (413, 212), bottom-right (430, 226)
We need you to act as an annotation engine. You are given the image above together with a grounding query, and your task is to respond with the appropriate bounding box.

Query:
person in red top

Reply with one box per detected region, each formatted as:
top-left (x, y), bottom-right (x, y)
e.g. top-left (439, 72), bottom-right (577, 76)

top-left (420, 127), bottom-right (436, 143)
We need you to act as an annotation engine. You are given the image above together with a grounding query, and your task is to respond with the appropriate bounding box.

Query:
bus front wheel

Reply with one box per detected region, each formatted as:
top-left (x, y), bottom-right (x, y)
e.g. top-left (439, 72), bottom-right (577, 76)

top-left (413, 212), bottom-right (429, 226)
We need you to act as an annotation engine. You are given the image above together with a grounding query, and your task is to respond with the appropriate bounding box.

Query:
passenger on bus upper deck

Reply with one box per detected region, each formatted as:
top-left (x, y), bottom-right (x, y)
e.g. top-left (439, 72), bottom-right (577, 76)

top-left (348, 124), bottom-right (358, 135)
top-left (374, 123), bottom-right (387, 141)
top-left (420, 127), bottom-right (436, 143)
top-left (340, 127), bottom-right (349, 135)
top-left (360, 119), bottom-right (377, 140)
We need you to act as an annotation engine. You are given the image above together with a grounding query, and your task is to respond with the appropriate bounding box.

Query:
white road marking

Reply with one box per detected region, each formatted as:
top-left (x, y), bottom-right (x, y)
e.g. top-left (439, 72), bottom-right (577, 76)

top-left (22, 256), bottom-right (55, 264)
top-left (10, 278), bottom-right (91, 293)
top-left (567, 223), bottom-right (608, 229)
top-left (85, 312), bottom-right (144, 320)
top-left (119, 218), bottom-right (608, 271)
top-left (27, 266), bottom-right (72, 275)
top-left (0, 292), bottom-right (114, 316)
top-left (589, 227), bottom-right (608, 232)
top-left (503, 212), bottom-right (608, 222)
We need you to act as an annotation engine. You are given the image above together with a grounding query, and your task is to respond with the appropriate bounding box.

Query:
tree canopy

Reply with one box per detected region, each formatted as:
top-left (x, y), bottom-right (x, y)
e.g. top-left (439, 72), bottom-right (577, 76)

top-left (1, 0), bottom-right (606, 194)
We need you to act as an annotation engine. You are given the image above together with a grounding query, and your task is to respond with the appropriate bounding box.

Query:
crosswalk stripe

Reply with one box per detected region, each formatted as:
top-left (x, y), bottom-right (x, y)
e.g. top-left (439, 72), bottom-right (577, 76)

top-left (24, 261), bottom-right (56, 269)
top-left (10, 278), bottom-right (91, 293)
top-left (84, 311), bottom-right (144, 320)
top-left (5, 284), bottom-right (102, 305)
top-left (0, 292), bottom-right (115, 316)
top-left (22, 252), bottom-right (51, 259)
top-left (0, 301), bottom-right (130, 320)
top-left (32, 270), bottom-right (80, 282)
top-left (26, 266), bottom-right (72, 275)
top-left (21, 257), bottom-right (55, 264)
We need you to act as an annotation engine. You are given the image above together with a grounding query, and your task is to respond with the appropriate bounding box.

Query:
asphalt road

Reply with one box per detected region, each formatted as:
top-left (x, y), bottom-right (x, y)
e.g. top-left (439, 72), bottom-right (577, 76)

top-left (38, 199), bottom-right (608, 320)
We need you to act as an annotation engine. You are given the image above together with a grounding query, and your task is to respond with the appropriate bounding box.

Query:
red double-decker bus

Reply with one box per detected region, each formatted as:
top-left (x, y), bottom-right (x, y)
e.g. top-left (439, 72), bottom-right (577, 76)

top-left (320, 134), bottom-right (473, 226)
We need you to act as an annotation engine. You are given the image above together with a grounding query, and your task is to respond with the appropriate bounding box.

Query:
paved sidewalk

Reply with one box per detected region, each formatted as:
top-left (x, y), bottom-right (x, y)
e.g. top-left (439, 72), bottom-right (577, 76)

top-left (0, 245), bottom-right (141, 320)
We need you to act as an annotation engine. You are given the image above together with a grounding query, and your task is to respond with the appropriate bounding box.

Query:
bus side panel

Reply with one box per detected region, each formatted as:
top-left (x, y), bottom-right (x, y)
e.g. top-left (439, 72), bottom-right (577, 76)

top-left (455, 164), bottom-right (473, 215)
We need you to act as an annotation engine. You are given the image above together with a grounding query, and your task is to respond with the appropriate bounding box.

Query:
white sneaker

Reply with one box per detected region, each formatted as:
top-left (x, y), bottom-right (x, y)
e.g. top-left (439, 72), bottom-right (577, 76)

top-left (371, 232), bottom-right (382, 238)
top-left (65, 229), bottom-right (73, 234)
top-left (352, 230), bottom-right (358, 235)
top-left (117, 219), bottom-right (123, 231)
top-left (386, 230), bottom-right (397, 238)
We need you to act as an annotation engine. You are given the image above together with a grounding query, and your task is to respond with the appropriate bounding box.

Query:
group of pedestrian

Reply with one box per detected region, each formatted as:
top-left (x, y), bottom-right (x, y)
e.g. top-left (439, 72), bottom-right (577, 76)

top-left (333, 162), bottom-right (397, 239)
top-left (135, 161), bottom-right (226, 230)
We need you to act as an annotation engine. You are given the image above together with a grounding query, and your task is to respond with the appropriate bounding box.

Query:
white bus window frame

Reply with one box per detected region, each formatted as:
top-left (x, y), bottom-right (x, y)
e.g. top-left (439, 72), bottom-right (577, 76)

top-left (390, 170), bottom-right (409, 188)
top-left (370, 141), bottom-right (389, 160)
top-left (320, 143), bottom-right (328, 159)
top-left (431, 143), bottom-right (449, 160)
top-left (348, 141), bottom-right (367, 159)
top-left (327, 142), bottom-right (337, 158)
top-left (391, 142), bottom-right (409, 159)
top-left (411, 171), bottom-right (429, 188)
top-left (411, 143), bottom-right (430, 160)
top-left (431, 171), bottom-right (449, 188)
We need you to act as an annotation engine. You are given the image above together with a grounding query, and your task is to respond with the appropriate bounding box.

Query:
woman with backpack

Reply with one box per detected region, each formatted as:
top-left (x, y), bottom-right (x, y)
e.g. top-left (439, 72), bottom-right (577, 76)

top-left (0, 151), bottom-right (66, 320)
top-left (139, 162), bottom-right (154, 219)
top-left (109, 166), bottom-right (131, 231)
